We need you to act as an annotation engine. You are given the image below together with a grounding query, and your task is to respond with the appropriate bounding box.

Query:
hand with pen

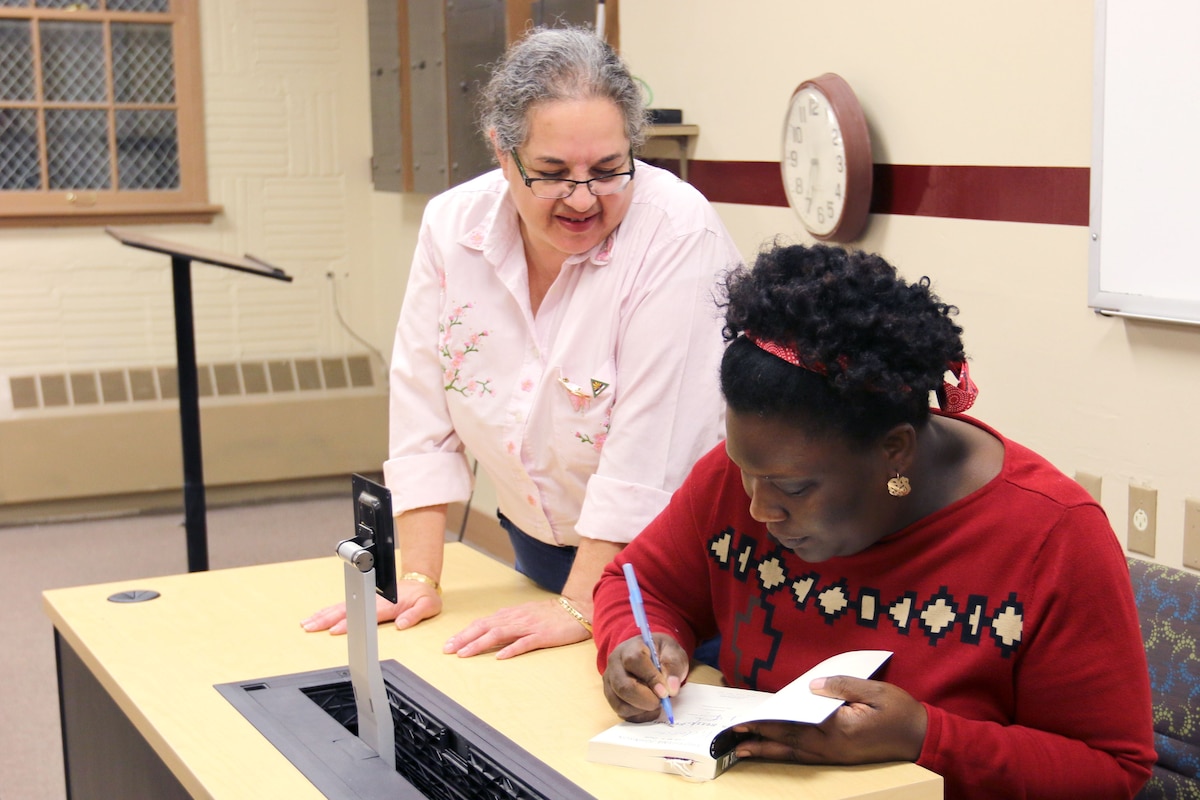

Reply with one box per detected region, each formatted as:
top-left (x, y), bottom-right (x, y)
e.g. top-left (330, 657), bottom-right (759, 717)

top-left (600, 563), bottom-right (689, 724)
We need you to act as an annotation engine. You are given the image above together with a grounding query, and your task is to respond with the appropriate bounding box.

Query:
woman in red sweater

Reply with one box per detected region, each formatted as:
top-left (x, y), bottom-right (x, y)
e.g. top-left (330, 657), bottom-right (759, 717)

top-left (593, 243), bottom-right (1154, 799)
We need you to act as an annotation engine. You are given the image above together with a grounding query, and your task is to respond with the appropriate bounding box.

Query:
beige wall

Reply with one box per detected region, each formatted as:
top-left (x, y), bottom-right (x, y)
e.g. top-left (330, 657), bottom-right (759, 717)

top-left (0, 0), bottom-right (390, 373)
top-left (618, 0), bottom-right (1200, 570)
top-left (0, 0), bottom-right (402, 511)
top-left (5, 1), bottom-right (1199, 572)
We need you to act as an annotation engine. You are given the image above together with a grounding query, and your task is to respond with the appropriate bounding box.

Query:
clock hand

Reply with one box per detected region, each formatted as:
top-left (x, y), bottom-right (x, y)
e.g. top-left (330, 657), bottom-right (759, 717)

top-left (805, 158), bottom-right (818, 214)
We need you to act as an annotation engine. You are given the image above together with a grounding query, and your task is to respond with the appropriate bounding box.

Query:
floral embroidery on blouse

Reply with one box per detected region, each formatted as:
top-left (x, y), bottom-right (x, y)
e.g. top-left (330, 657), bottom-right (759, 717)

top-left (464, 225), bottom-right (486, 249)
top-left (439, 303), bottom-right (492, 397)
top-left (575, 406), bottom-right (612, 452)
top-left (594, 234), bottom-right (615, 264)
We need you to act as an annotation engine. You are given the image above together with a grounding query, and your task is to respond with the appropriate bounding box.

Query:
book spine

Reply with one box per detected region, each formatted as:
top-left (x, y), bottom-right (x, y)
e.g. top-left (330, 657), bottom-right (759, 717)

top-left (713, 748), bottom-right (741, 778)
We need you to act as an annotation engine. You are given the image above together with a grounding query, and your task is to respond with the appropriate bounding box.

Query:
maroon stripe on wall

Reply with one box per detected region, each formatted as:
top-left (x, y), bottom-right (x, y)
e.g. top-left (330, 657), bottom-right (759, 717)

top-left (648, 159), bottom-right (1091, 227)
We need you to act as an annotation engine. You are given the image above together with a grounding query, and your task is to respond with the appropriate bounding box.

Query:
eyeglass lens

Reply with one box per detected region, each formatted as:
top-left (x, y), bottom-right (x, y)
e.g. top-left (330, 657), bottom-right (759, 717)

top-left (530, 174), bottom-right (632, 199)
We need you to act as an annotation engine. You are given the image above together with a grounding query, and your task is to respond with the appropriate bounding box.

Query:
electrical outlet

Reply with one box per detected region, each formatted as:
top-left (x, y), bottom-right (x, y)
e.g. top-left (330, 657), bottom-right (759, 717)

top-left (1075, 471), bottom-right (1102, 502)
top-left (1127, 485), bottom-right (1157, 557)
top-left (1184, 499), bottom-right (1200, 569)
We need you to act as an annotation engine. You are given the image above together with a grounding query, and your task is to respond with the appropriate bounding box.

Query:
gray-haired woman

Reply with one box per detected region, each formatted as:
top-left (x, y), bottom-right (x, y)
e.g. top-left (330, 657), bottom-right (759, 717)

top-left (303, 25), bottom-right (741, 659)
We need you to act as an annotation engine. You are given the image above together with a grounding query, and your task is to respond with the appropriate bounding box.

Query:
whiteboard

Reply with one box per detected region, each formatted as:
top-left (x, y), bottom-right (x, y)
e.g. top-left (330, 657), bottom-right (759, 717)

top-left (1089, 0), bottom-right (1200, 325)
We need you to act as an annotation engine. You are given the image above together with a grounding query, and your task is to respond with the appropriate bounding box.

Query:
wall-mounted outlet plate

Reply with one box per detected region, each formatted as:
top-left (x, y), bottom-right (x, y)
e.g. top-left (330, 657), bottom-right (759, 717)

top-left (1128, 485), bottom-right (1157, 557)
top-left (1075, 471), bottom-right (1102, 503)
top-left (1184, 499), bottom-right (1200, 570)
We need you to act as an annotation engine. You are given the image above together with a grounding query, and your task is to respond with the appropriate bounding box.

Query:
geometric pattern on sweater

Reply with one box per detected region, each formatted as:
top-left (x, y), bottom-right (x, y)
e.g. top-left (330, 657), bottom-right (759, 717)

top-left (708, 525), bottom-right (1024, 686)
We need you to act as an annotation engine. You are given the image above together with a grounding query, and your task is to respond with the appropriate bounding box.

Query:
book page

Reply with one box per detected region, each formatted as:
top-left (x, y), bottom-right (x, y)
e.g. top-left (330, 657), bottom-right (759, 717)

top-left (589, 683), bottom-right (767, 758)
top-left (587, 649), bottom-right (893, 778)
top-left (728, 649), bottom-right (893, 727)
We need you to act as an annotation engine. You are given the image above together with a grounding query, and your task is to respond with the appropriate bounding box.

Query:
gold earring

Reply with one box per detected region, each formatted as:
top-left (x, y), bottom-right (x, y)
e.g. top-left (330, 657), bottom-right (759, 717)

top-left (887, 473), bottom-right (911, 497)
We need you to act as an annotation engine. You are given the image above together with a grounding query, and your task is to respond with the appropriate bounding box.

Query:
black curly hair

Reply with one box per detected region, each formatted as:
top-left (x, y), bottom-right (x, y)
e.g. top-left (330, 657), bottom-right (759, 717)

top-left (719, 243), bottom-right (967, 446)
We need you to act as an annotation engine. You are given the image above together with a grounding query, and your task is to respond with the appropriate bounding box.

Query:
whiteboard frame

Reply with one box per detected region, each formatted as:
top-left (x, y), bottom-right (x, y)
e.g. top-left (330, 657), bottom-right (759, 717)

top-left (1088, 0), bottom-right (1200, 327)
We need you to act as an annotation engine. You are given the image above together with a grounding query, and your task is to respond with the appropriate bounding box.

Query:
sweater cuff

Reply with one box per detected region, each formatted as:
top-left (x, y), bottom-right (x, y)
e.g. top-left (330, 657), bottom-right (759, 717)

top-left (916, 701), bottom-right (944, 772)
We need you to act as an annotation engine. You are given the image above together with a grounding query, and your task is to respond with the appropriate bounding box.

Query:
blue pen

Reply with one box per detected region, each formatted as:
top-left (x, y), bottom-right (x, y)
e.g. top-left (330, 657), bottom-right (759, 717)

top-left (622, 562), bottom-right (675, 724)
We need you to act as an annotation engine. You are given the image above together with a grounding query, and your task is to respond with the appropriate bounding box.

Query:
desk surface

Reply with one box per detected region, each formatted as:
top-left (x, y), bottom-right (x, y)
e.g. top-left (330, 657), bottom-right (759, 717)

top-left (43, 543), bottom-right (941, 800)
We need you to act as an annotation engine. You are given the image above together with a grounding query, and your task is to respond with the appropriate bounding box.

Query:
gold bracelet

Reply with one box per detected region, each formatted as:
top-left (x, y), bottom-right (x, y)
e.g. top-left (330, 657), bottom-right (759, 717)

top-left (400, 571), bottom-right (441, 595)
top-left (557, 596), bottom-right (593, 635)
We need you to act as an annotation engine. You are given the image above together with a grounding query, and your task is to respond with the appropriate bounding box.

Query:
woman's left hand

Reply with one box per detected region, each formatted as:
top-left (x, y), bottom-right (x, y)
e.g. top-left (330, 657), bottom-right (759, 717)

top-left (442, 596), bottom-right (593, 659)
top-left (732, 676), bottom-right (928, 765)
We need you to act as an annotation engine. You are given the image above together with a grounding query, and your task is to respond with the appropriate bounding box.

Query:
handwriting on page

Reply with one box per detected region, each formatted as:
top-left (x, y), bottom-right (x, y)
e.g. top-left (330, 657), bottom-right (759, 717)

top-left (604, 691), bottom-right (764, 749)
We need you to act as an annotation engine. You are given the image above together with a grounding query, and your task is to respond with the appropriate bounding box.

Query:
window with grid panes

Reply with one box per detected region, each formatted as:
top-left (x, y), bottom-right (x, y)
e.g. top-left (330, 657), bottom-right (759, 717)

top-left (0, 0), bottom-right (217, 226)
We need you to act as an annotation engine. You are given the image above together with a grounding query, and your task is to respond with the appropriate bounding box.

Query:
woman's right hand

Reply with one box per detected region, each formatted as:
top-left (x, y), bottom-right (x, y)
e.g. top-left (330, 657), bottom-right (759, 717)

top-left (602, 633), bottom-right (689, 722)
top-left (300, 579), bottom-right (443, 635)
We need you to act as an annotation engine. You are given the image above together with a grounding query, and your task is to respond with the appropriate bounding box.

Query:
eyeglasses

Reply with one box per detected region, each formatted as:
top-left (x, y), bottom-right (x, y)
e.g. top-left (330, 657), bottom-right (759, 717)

top-left (510, 148), bottom-right (636, 199)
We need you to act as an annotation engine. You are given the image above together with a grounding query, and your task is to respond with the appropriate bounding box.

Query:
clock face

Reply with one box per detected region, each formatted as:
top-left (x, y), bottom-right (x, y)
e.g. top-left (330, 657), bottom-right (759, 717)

top-left (782, 85), bottom-right (847, 238)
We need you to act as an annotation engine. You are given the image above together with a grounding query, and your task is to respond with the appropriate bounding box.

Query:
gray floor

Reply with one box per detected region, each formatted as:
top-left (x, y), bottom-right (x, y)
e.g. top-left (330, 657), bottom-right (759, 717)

top-left (0, 494), bottom-right (353, 800)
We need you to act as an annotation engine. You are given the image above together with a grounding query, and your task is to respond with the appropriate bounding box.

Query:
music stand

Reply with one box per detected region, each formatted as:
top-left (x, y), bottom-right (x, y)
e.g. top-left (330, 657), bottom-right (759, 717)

top-left (105, 227), bottom-right (293, 572)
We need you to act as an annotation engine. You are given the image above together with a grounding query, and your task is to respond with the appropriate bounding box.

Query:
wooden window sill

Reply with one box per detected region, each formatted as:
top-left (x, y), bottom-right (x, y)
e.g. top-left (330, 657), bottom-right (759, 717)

top-left (0, 203), bottom-right (223, 228)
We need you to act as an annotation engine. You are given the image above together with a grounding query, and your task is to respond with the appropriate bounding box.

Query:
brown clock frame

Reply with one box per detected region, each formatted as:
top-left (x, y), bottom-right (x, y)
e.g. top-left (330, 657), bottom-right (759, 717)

top-left (782, 72), bottom-right (874, 243)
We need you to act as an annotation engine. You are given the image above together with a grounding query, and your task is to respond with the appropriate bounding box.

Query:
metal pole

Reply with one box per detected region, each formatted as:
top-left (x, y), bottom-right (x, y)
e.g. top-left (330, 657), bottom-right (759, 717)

top-left (170, 255), bottom-right (209, 572)
top-left (339, 539), bottom-right (396, 769)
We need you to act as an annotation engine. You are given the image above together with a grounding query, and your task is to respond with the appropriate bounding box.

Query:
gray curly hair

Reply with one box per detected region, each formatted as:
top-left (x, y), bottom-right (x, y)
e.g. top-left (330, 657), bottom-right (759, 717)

top-left (478, 25), bottom-right (649, 156)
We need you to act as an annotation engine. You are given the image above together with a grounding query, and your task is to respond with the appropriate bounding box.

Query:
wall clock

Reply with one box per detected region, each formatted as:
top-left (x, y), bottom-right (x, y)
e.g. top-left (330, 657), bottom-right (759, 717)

top-left (781, 73), bottom-right (873, 242)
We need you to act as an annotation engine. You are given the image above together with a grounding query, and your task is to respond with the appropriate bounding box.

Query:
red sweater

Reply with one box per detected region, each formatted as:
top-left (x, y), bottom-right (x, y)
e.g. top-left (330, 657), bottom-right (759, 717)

top-left (593, 416), bottom-right (1154, 799)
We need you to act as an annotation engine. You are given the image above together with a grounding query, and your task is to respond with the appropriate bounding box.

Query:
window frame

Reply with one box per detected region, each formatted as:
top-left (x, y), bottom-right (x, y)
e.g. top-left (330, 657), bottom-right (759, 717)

top-left (0, 0), bottom-right (219, 227)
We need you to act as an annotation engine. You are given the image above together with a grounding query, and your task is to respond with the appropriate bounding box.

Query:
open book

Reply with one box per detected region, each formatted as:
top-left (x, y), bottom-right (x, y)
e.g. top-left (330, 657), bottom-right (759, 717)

top-left (587, 649), bottom-right (892, 781)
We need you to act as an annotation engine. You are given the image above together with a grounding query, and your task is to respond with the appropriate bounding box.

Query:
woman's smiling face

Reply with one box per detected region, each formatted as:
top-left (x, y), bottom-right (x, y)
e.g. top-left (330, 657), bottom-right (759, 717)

top-left (500, 97), bottom-right (634, 268)
top-left (725, 409), bottom-right (898, 563)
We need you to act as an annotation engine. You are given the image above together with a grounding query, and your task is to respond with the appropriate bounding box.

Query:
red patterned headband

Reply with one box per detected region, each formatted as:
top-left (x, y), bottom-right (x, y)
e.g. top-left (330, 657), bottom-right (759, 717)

top-left (745, 333), bottom-right (829, 375)
top-left (937, 360), bottom-right (978, 413)
top-left (746, 333), bottom-right (978, 413)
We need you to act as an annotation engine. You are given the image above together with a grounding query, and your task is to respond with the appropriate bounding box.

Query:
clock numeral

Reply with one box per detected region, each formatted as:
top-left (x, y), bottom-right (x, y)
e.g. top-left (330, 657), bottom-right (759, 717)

top-left (836, 154), bottom-right (845, 173)
top-left (793, 176), bottom-right (805, 195)
top-left (816, 205), bottom-right (825, 224)
top-left (835, 183), bottom-right (843, 199)
top-left (808, 97), bottom-right (820, 117)
top-left (826, 200), bottom-right (835, 218)
top-left (788, 150), bottom-right (799, 168)
top-left (791, 125), bottom-right (804, 144)
top-left (831, 128), bottom-right (842, 147)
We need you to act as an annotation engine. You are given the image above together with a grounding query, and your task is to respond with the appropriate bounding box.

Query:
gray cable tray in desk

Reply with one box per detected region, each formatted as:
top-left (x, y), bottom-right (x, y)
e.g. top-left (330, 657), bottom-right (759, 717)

top-left (216, 659), bottom-right (595, 800)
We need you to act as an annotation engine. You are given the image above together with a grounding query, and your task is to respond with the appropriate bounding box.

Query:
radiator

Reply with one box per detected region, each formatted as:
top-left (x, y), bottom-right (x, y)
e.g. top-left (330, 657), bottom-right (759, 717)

top-left (0, 355), bottom-right (388, 507)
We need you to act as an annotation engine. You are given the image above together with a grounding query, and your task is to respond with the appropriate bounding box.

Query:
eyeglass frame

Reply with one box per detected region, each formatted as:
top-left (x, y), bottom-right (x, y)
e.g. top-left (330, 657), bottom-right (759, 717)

top-left (509, 148), bottom-right (636, 199)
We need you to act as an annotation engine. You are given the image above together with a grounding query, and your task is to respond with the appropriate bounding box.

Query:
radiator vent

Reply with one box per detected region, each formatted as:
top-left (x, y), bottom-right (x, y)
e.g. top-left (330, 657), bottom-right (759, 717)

top-left (3, 354), bottom-right (378, 417)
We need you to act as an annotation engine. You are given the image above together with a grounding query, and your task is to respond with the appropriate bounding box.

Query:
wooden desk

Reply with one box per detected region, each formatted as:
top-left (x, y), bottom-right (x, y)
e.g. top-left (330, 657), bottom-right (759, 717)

top-left (44, 543), bottom-right (942, 799)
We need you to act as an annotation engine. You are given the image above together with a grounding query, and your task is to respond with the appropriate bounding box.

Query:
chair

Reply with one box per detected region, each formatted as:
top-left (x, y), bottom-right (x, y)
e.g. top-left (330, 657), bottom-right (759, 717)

top-left (1127, 556), bottom-right (1200, 799)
